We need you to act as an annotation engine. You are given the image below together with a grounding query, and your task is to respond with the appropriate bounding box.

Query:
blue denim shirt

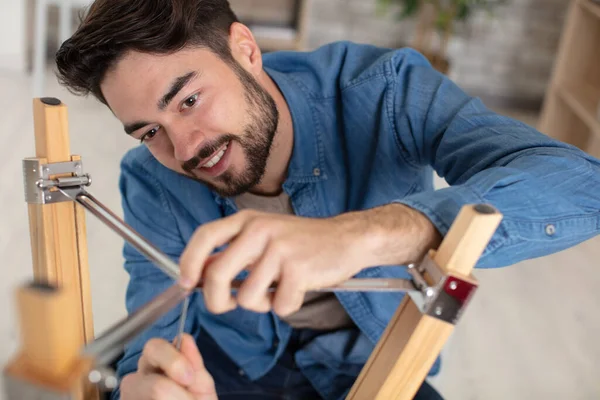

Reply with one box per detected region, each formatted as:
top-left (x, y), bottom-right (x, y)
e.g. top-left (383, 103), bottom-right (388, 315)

top-left (112, 41), bottom-right (600, 399)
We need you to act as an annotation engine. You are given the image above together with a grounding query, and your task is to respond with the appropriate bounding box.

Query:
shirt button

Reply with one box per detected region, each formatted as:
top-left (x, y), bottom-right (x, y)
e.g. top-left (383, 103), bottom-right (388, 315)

top-left (313, 168), bottom-right (321, 176)
top-left (238, 369), bottom-right (245, 376)
top-left (273, 339), bottom-right (279, 348)
top-left (545, 224), bottom-right (556, 236)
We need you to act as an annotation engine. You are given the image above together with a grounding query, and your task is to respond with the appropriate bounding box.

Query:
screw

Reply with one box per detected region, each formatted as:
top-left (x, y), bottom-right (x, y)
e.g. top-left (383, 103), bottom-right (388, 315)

top-left (43, 167), bottom-right (50, 173)
top-left (89, 367), bottom-right (119, 391)
top-left (32, 168), bottom-right (36, 172)
top-left (435, 306), bottom-right (443, 316)
top-left (449, 281), bottom-right (458, 290)
top-left (45, 195), bottom-right (52, 201)
top-left (88, 370), bottom-right (102, 384)
top-left (425, 288), bottom-right (435, 297)
top-left (104, 375), bottom-right (118, 390)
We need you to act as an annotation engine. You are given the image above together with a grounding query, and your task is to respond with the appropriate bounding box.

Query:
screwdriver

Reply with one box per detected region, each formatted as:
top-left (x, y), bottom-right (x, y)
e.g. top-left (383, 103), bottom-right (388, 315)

top-left (174, 296), bottom-right (190, 351)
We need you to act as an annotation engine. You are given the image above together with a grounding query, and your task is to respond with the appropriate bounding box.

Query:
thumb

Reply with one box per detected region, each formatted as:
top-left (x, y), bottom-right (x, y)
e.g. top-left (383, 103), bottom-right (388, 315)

top-left (179, 334), bottom-right (218, 399)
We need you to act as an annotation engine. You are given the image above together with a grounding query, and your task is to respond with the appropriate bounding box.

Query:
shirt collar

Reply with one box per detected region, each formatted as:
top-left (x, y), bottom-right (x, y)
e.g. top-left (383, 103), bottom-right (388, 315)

top-left (213, 66), bottom-right (326, 208)
top-left (265, 67), bottom-right (326, 184)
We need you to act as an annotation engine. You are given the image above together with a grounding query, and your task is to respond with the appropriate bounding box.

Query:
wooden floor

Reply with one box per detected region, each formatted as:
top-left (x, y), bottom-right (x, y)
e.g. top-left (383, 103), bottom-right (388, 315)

top-left (0, 67), bottom-right (599, 400)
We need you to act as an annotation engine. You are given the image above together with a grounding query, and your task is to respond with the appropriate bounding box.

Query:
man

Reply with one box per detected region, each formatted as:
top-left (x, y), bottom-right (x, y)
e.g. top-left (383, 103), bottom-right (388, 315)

top-left (55, 0), bottom-right (600, 399)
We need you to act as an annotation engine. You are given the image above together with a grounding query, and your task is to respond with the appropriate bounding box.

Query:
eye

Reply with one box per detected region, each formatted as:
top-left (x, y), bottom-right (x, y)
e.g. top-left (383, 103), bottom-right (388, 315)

top-left (140, 127), bottom-right (160, 143)
top-left (181, 94), bottom-right (199, 110)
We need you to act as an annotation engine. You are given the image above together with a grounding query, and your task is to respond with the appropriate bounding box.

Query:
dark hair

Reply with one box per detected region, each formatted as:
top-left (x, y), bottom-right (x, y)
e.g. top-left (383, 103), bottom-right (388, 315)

top-left (55, 0), bottom-right (239, 104)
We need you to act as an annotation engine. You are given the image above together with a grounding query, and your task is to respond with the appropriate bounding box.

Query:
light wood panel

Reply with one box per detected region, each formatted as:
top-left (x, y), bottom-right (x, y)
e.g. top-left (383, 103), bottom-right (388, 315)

top-left (347, 205), bottom-right (502, 400)
top-left (3, 98), bottom-right (98, 400)
top-left (3, 282), bottom-right (95, 400)
top-left (538, 0), bottom-right (600, 155)
top-left (72, 154), bottom-right (95, 343)
top-left (27, 98), bottom-right (91, 342)
top-left (559, 83), bottom-right (600, 138)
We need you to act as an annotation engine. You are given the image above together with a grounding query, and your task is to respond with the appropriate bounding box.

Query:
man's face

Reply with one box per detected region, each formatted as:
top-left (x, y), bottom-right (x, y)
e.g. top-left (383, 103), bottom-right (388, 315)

top-left (101, 47), bottom-right (279, 197)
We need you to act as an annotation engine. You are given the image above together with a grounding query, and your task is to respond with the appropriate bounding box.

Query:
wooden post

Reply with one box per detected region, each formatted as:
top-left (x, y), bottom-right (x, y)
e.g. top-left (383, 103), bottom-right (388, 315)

top-left (3, 283), bottom-right (95, 400)
top-left (27, 97), bottom-right (95, 343)
top-left (3, 97), bottom-right (97, 400)
top-left (347, 204), bottom-right (502, 400)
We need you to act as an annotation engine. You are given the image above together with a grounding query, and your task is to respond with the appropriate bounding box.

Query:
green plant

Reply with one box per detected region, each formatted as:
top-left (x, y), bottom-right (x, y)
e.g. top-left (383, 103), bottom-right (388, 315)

top-left (377, 0), bottom-right (508, 71)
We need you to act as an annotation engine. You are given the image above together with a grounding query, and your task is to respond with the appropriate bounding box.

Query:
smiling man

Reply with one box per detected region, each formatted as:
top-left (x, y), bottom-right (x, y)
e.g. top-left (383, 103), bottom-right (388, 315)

top-left (55, 0), bottom-right (600, 399)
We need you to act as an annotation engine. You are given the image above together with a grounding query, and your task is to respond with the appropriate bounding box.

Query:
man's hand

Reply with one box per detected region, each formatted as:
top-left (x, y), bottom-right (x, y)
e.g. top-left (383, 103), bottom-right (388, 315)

top-left (120, 334), bottom-right (217, 400)
top-left (178, 204), bottom-right (441, 316)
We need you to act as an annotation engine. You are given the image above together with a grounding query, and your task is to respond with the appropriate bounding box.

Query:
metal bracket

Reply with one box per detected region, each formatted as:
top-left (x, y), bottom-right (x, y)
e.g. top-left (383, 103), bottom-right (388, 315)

top-left (23, 158), bottom-right (92, 204)
top-left (407, 254), bottom-right (478, 325)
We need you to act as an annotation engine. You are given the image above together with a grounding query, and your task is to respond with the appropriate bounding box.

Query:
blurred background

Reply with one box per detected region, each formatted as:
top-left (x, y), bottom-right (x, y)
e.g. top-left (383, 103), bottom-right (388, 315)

top-left (0, 0), bottom-right (599, 399)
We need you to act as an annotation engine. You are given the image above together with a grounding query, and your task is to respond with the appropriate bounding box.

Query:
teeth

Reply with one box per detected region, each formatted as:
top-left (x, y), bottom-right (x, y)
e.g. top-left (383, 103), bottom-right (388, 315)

top-left (202, 143), bottom-right (228, 169)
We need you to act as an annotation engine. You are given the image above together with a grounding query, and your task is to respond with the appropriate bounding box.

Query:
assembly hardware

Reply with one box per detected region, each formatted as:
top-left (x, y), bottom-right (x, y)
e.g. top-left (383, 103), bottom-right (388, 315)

top-left (23, 158), bottom-right (91, 204)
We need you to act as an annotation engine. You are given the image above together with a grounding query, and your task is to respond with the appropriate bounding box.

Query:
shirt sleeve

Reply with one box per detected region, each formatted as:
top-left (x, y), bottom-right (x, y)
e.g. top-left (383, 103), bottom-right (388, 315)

top-left (389, 49), bottom-right (600, 269)
top-left (110, 153), bottom-right (190, 400)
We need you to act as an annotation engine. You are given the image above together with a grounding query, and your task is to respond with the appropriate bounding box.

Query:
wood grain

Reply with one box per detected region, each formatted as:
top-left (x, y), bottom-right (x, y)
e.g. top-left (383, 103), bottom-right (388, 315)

top-left (72, 154), bottom-right (96, 343)
top-left (538, 0), bottom-right (600, 155)
top-left (12, 98), bottom-right (98, 399)
top-left (14, 283), bottom-right (80, 379)
top-left (347, 204), bottom-right (502, 400)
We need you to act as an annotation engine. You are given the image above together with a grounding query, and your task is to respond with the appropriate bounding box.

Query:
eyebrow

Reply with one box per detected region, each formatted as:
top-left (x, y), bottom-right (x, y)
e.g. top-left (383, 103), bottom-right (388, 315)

top-left (123, 71), bottom-right (199, 135)
top-left (157, 71), bottom-right (198, 111)
top-left (124, 121), bottom-right (152, 135)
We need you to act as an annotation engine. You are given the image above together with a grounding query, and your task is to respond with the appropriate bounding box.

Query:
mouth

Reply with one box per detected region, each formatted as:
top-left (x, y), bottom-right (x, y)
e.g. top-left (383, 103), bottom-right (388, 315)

top-left (193, 140), bottom-right (233, 178)
top-left (199, 141), bottom-right (229, 169)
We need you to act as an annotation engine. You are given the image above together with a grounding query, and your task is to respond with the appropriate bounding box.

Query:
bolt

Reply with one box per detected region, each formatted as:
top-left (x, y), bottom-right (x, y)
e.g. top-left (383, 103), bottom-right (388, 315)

top-left (104, 375), bottom-right (118, 389)
top-left (449, 281), bottom-right (458, 290)
top-left (435, 306), bottom-right (443, 316)
top-left (43, 167), bottom-right (50, 173)
top-left (45, 195), bottom-right (52, 201)
top-left (74, 162), bottom-right (81, 168)
top-left (88, 370), bottom-right (102, 384)
top-left (88, 367), bottom-right (119, 391)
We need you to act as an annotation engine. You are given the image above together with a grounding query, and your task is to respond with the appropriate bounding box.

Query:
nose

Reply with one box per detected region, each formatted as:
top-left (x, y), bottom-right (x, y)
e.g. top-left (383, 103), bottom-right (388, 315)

top-left (169, 122), bottom-right (205, 163)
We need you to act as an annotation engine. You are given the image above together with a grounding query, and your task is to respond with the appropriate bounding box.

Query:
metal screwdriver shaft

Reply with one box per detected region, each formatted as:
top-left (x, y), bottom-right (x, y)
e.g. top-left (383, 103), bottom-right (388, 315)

top-left (174, 297), bottom-right (190, 351)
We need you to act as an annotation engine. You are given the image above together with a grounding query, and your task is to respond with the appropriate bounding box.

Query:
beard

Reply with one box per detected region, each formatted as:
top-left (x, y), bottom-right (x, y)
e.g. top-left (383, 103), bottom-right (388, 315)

top-left (182, 60), bottom-right (279, 198)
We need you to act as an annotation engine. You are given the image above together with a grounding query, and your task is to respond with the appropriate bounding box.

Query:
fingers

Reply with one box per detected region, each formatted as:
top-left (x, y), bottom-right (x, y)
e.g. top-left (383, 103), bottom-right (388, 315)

top-left (139, 338), bottom-right (194, 387)
top-left (121, 372), bottom-right (193, 400)
top-left (179, 334), bottom-right (218, 398)
top-left (179, 211), bottom-right (252, 289)
top-left (236, 243), bottom-right (281, 313)
top-left (272, 268), bottom-right (306, 317)
top-left (202, 228), bottom-right (268, 313)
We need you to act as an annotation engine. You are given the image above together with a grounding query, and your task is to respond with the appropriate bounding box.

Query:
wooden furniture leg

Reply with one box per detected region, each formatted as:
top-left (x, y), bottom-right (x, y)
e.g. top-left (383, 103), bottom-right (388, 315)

top-left (347, 204), bottom-right (502, 400)
top-left (27, 97), bottom-right (94, 343)
top-left (3, 97), bottom-right (97, 400)
top-left (3, 282), bottom-right (97, 400)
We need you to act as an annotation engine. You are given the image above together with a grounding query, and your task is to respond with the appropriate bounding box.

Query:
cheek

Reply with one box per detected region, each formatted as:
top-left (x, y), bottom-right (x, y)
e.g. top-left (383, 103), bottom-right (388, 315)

top-left (146, 139), bottom-right (182, 171)
top-left (201, 89), bottom-right (248, 133)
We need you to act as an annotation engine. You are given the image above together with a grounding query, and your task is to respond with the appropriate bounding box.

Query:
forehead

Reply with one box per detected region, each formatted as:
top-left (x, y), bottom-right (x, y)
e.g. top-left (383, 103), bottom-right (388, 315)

top-left (100, 47), bottom-right (223, 120)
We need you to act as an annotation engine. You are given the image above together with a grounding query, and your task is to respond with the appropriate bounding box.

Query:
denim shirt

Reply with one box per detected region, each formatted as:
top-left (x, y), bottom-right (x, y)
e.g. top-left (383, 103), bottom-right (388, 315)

top-left (111, 41), bottom-right (600, 400)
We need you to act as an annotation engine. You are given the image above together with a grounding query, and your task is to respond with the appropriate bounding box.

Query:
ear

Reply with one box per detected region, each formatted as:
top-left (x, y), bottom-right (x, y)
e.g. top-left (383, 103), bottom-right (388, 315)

top-left (228, 22), bottom-right (263, 77)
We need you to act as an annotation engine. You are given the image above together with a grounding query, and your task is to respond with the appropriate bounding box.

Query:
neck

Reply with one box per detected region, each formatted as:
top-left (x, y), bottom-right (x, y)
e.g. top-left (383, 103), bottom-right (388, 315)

top-left (249, 69), bottom-right (294, 196)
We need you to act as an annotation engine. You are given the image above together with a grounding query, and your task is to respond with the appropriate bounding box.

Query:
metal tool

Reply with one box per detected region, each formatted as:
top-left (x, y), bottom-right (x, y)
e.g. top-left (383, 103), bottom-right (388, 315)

top-left (219, 277), bottom-right (418, 293)
top-left (174, 297), bottom-right (190, 351)
top-left (59, 187), bottom-right (420, 294)
top-left (82, 284), bottom-right (190, 366)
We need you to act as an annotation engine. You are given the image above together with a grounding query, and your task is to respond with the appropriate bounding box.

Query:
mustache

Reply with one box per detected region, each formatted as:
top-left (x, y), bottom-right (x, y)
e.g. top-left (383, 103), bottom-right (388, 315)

top-left (181, 134), bottom-right (237, 172)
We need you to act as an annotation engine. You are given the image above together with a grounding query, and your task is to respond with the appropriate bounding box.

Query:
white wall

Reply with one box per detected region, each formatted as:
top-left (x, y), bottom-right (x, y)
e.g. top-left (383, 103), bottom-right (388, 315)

top-left (0, 0), bottom-right (27, 72)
